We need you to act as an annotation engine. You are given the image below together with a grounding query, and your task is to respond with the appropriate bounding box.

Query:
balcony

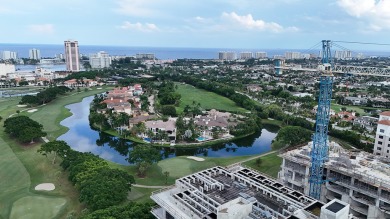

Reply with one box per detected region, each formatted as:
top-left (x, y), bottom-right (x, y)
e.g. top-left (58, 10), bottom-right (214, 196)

top-left (350, 205), bottom-right (368, 215)
top-left (151, 206), bottom-right (165, 219)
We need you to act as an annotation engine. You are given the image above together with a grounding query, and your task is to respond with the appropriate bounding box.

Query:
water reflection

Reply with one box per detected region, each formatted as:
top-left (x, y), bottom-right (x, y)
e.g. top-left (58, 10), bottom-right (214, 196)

top-left (58, 96), bottom-right (279, 165)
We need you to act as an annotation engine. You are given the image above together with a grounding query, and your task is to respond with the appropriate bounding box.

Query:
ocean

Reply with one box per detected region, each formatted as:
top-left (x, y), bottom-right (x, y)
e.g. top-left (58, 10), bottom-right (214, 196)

top-left (2, 43), bottom-right (390, 60)
top-left (1, 43), bottom-right (390, 72)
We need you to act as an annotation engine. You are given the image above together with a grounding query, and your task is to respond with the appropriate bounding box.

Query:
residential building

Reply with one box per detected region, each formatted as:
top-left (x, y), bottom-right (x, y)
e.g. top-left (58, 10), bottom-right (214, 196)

top-left (151, 165), bottom-right (353, 219)
top-left (64, 40), bottom-right (80, 72)
top-left (335, 51), bottom-right (352, 60)
top-left (218, 51), bottom-right (236, 61)
top-left (29, 48), bottom-right (41, 60)
top-left (144, 119), bottom-right (176, 142)
top-left (136, 53), bottom-right (155, 59)
top-left (1, 51), bottom-right (18, 60)
top-left (90, 51), bottom-right (112, 69)
top-left (0, 63), bottom-right (15, 76)
top-left (373, 111), bottom-right (390, 157)
top-left (279, 142), bottom-right (390, 218)
top-left (353, 116), bottom-right (378, 132)
top-left (254, 52), bottom-right (267, 59)
top-left (285, 52), bottom-right (301, 60)
top-left (239, 52), bottom-right (253, 60)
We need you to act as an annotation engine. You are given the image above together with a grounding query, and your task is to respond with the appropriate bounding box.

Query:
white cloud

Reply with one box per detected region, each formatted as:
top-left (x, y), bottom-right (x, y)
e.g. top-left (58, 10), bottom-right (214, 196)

top-left (118, 21), bottom-right (159, 32)
top-left (28, 24), bottom-right (54, 34)
top-left (221, 12), bottom-right (298, 33)
top-left (337, 0), bottom-right (390, 31)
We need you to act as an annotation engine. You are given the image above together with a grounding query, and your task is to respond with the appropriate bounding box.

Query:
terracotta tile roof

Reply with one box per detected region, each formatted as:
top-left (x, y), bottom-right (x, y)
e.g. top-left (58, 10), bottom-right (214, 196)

top-left (379, 120), bottom-right (390, 126)
top-left (380, 111), bottom-right (390, 116)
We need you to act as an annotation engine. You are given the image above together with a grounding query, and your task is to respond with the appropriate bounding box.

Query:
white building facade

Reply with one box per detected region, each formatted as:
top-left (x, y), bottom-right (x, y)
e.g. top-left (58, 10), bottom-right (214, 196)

top-left (29, 48), bottom-right (41, 60)
top-left (373, 111), bottom-right (390, 157)
top-left (0, 63), bottom-right (15, 76)
top-left (89, 51), bottom-right (112, 69)
top-left (1, 51), bottom-right (18, 60)
top-left (254, 52), bottom-right (267, 59)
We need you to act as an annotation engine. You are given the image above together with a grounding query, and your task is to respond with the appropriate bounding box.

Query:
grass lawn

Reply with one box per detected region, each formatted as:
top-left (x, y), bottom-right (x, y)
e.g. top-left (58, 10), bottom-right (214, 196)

top-left (242, 152), bottom-right (282, 178)
top-left (10, 196), bottom-right (66, 219)
top-left (175, 83), bottom-right (247, 113)
top-left (28, 87), bottom-right (113, 140)
top-left (330, 103), bottom-right (367, 115)
top-left (0, 88), bottom-right (113, 219)
top-left (110, 155), bottom-right (255, 186)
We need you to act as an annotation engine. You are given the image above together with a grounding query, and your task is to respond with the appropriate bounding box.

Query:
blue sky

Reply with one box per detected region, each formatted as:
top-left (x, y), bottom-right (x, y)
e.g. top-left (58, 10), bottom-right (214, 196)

top-left (1, 0), bottom-right (390, 49)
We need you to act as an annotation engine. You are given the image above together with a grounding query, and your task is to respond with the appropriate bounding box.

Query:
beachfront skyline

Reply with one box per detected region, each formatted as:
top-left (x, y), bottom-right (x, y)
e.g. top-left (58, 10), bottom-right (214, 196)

top-left (0, 0), bottom-right (389, 50)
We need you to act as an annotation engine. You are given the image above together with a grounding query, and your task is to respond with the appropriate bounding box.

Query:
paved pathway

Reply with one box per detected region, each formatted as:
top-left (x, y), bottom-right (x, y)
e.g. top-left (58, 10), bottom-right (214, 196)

top-left (132, 184), bottom-right (167, 189)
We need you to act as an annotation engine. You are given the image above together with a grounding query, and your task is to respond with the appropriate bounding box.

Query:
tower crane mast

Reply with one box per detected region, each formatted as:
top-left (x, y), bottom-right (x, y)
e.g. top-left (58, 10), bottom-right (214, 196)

top-left (308, 40), bottom-right (333, 199)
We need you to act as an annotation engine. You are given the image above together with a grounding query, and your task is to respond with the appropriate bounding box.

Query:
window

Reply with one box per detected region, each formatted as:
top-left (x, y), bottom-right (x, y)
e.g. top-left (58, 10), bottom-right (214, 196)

top-left (377, 153), bottom-right (381, 155)
top-left (379, 141), bottom-right (383, 145)
top-left (380, 129), bottom-right (385, 133)
top-left (378, 147), bottom-right (382, 150)
top-left (379, 135), bottom-right (384, 139)
top-left (387, 150), bottom-right (389, 153)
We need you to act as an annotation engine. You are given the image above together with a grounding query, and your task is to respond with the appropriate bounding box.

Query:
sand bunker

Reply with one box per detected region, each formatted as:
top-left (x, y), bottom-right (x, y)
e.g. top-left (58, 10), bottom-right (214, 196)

top-left (17, 105), bottom-right (27, 107)
top-left (35, 183), bottom-right (55, 191)
top-left (187, 156), bottom-right (205, 161)
top-left (27, 109), bottom-right (38, 113)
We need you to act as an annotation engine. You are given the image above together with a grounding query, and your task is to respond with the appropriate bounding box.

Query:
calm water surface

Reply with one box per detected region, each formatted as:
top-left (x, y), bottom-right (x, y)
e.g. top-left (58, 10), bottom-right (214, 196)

top-left (58, 96), bottom-right (279, 165)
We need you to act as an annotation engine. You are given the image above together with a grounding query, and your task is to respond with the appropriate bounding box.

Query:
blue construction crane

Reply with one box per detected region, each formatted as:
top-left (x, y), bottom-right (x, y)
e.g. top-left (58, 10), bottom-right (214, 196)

top-left (308, 40), bottom-right (333, 200)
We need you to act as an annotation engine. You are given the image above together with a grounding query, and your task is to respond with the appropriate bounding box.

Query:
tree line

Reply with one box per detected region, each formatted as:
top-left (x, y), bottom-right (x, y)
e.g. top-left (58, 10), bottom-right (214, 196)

top-left (19, 86), bottom-right (71, 106)
top-left (37, 141), bottom-right (154, 217)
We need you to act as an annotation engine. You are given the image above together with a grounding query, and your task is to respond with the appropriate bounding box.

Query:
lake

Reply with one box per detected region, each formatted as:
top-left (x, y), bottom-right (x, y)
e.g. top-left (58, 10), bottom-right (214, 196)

top-left (58, 96), bottom-right (279, 165)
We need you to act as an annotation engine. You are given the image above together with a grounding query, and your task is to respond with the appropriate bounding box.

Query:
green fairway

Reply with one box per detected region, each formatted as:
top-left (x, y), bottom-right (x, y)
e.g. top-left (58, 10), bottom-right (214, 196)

top-left (175, 83), bottom-right (247, 113)
top-left (109, 155), bottom-right (256, 186)
top-left (0, 88), bottom-right (113, 219)
top-left (10, 196), bottom-right (66, 219)
top-left (28, 87), bottom-right (113, 139)
top-left (243, 152), bottom-right (282, 178)
top-left (330, 103), bottom-right (367, 115)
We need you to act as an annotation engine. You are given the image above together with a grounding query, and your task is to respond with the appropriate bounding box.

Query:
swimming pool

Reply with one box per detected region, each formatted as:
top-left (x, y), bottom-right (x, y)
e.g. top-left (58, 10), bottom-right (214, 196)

top-left (197, 136), bottom-right (207, 141)
top-left (143, 137), bottom-right (151, 143)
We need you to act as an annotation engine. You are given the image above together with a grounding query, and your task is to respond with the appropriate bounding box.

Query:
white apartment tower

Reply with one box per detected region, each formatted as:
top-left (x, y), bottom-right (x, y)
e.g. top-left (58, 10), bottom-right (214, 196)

top-left (64, 40), bottom-right (80, 72)
top-left (239, 52), bottom-right (253, 60)
top-left (335, 50), bottom-right (352, 60)
top-left (1, 51), bottom-right (18, 60)
top-left (29, 48), bottom-right (41, 60)
top-left (285, 52), bottom-right (301, 60)
top-left (255, 52), bottom-right (267, 59)
top-left (373, 111), bottom-right (390, 157)
top-left (218, 51), bottom-right (236, 61)
top-left (89, 51), bottom-right (112, 69)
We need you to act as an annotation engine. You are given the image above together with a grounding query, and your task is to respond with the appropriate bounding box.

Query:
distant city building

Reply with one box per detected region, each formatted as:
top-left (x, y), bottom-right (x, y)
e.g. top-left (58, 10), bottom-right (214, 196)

top-left (239, 52), bottom-right (253, 60)
top-left (254, 52), bottom-right (267, 59)
top-left (29, 48), bottom-right (41, 60)
top-left (301, 53), bottom-right (310, 59)
top-left (89, 51), bottom-right (112, 69)
top-left (373, 111), bottom-right (390, 157)
top-left (274, 59), bottom-right (284, 75)
top-left (273, 55), bottom-right (284, 59)
top-left (356, 53), bottom-right (365, 59)
top-left (0, 63), bottom-right (15, 76)
top-left (285, 51), bottom-right (301, 59)
top-left (335, 50), bottom-right (352, 60)
top-left (55, 53), bottom-right (64, 60)
top-left (64, 40), bottom-right (80, 72)
top-left (136, 53), bottom-right (155, 59)
top-left (1, 51), bottom-right (18, 60)
top-left (218, 51), bottom-right (236, 61)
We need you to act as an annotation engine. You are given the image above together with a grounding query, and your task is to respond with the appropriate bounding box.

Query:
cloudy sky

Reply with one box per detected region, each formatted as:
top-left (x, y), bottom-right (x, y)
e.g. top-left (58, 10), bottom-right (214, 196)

top-left (1, 0), bottom-right (389, 49)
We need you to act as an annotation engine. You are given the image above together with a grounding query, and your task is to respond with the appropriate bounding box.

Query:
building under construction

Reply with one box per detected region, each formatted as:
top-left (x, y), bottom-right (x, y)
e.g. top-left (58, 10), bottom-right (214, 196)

top-left (151, 165), bottom-right (353, 219)
top-left (279, 142), bottom-right (390, 218)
